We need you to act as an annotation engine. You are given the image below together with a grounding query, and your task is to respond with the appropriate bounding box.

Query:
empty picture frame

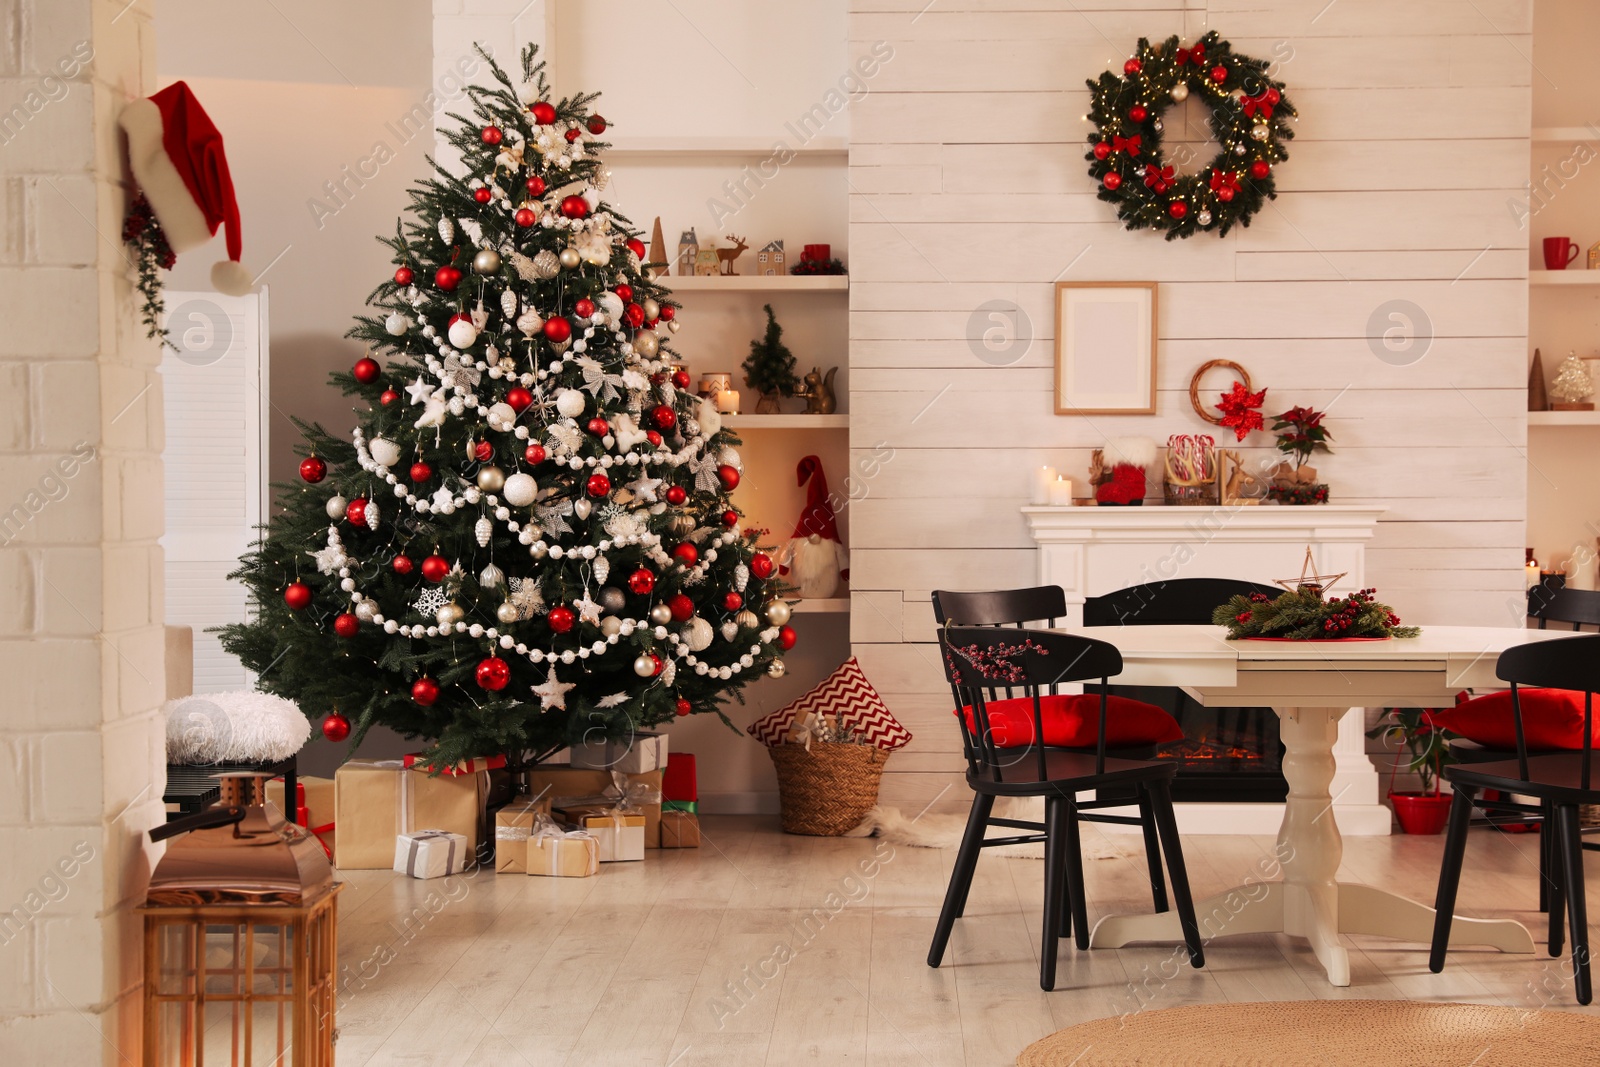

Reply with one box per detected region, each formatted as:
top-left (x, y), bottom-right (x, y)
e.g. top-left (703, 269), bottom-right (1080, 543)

top-left (1054, 282), bottom-right (1157, 414)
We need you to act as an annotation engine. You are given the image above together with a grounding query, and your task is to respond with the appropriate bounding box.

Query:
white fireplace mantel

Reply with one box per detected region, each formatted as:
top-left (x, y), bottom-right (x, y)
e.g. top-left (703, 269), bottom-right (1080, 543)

top-left (1021, 503), bottom-right (1392, 836)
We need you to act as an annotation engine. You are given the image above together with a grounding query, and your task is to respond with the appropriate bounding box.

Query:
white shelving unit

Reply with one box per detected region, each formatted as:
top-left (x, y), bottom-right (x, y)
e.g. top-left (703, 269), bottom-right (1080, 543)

top-left (721, 414), bottom-right (848, 429)
top-left (1529, 410), bottom-right (1600, 426)
top-left (666, 274), bottom-right (848, 292)
top-left (789, 598), bottom-right (850, 614)
top-left (1529, 270), bottom-right (1600, 285)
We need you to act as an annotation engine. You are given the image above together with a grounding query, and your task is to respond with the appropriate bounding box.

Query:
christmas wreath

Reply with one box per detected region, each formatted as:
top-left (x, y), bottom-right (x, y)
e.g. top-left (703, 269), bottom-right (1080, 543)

top-left (1213, 588), bottom-right (1421, 641)
top-left (1085, 31), bottom-right (1295, 239)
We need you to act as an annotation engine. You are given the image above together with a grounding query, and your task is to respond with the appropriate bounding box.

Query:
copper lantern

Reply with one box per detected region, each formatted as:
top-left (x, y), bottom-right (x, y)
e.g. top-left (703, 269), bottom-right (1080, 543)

top-left (142, 772), bottom-right (341, 1066)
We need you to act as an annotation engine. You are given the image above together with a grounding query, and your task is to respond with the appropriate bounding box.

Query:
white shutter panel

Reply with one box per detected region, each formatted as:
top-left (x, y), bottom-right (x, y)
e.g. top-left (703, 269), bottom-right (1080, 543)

top-left (160, 290), bottom-right (270, 692)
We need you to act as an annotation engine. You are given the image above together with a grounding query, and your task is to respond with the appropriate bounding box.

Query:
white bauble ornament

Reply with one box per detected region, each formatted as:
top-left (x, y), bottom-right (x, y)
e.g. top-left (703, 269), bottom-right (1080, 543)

top-left (555, 389), bottom-right (587, 418)
top-left (448, 316), bottom-right (479, 349)
top-left (719, 446), bottom-right (741, 470)
top-left (597, 292), bottom-right (624, 321)
top-left (1233, 143), bottom-right (1247, 156)
top-left (497, 601), bottom-right (520, 624)
top-left (684, 617), bottom-right (713, 651)
top-left (475, 516), bottom-right (493, 547)
top-left (650, 603), bottom-right (673, 625)
top-left (515, 307), bottom-right (544, 337)
top-left (633, 331), bottom-right (660, 358)
top-left (477, 465), bottom-right (505, 492)
top-left (573, 498), bottom-right (593, 520)
top-left (325, 495), bottom-right (347, 519)
top-left (479, 562), bottom-right (504, 588)
top-left (368, 437), bottom-right (401, 468)
top-left (721, 620), bottom-right (739, 642)
top-left (1250, 124), bottom-right (1269, 142)
top-left (1197, 209), bottom-right (1213, 226)
top-left (502, 472), bottom-right (537, 507)
top-left (1170, 82), bottom-right (1189, 102)
top-left (487, 402), bottom-right (518, 432)
top-left (736, 610), bottom-right (759, 630)
top-left (437, 603), bottom-right (465, 627)
top-left (633, 654), bottom-right (657, 677)
top-left (355, 600), bottom-right (378, 622)
top-left (765, 600), bottom-right (792, 626)
top-left (600, 616), bottom-right (623, 637)
top-left (768, 659), bottom-right (786, 678)
top-left (384, 312), bottom-right (409, 336)
top-left (532, 249), bottom-right (560, 278)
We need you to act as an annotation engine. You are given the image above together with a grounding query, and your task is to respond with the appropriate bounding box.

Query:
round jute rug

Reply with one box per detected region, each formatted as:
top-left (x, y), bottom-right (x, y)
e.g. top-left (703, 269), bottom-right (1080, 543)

top-left (1016, 1000), bottom-right (1600, 1067)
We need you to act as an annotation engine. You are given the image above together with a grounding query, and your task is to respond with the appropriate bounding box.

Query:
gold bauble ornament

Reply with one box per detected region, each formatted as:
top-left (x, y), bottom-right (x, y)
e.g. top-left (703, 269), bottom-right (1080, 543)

top-left (436, 603), bottom-right (464, 627)
top-left (477, 465), bottom-right (506, 492)
top-left (765, 600), bottom-right (792, 626)
top-left (473, 248), bottom-right (502, 274)
top-left (496, 601), bottom-right (520, 624)
top-left (559, 247), bottom-right (582, 268)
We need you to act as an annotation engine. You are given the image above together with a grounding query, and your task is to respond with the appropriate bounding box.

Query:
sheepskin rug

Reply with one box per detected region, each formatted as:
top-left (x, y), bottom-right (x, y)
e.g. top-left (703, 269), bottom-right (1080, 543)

top-left (164, 691), bottom-right (311, 764)
top-left (843, 798), bottom-right (1126, 860)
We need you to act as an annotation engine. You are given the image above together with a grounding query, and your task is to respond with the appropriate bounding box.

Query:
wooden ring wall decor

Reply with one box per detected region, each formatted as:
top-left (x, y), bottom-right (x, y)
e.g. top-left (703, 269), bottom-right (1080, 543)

top-left (1189, 359), bottom-right (1252, 424)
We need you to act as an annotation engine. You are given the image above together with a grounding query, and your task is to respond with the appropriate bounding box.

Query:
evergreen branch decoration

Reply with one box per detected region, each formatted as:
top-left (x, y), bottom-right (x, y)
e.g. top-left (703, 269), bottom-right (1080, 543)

top-left (1213, 588), bottom-right (1421, 641)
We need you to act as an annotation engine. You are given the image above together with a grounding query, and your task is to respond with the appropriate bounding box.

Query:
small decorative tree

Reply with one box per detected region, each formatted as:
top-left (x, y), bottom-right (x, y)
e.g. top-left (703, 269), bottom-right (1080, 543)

top-left (742, 304), bottom-right (798, 413)
top-left (1549, 353), bottom-right (1595, 410)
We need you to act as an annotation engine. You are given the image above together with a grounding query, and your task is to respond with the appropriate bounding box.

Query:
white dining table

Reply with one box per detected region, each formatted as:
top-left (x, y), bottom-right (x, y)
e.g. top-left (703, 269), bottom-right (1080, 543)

top-left (1052, 623), bottom-right (1575, 986)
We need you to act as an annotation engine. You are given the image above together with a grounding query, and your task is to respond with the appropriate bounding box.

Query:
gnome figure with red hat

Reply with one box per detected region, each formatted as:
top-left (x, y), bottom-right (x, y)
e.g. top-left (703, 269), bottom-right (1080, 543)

top-left (778, 455), bottom-right (850, 599)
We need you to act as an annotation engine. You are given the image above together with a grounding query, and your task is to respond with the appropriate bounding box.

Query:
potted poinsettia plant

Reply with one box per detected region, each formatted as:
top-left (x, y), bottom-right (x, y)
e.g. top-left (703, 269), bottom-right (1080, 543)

top-left (1268, 405), bottom-right (1332, 505)
top-left (1366, 707), bottom-right (1458, 834)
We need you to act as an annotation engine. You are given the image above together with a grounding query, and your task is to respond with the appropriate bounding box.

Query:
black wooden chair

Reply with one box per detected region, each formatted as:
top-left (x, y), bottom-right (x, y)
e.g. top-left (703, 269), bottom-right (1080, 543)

top-left (1082, 577), bottom-right (1282, 627)
top-left (1429, 633), bottom-right (1600, 1004)
top-left (928, 624), bottom-right (1204, 991)
top-left (1529, 586), bottom-right (1600, 631)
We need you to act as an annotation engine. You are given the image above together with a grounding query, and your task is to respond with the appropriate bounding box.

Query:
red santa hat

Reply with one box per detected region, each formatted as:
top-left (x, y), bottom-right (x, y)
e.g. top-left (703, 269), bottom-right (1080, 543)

top-left (786, 455), bottom-right (848, 581)
top-left (118, 81), bottom-right (253, 296)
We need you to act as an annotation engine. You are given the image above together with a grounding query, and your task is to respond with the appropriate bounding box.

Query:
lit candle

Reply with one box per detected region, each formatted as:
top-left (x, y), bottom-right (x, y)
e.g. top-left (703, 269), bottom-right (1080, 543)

top-left (1047, 476), bottom-right (1074, 506)
top-left (1526, 561), bottom-right (1541, 590)
top-left (715, 389), bottom-right (740, 414)
top-left (1033, 465), bottom-right (1058, 505)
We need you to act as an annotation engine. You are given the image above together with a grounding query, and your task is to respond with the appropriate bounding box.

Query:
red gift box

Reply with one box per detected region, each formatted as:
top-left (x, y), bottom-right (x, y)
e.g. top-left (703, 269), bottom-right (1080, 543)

top-left (663, 753), bottom-right (697, 802)
top-left (402, 752), bottom-right (509, 776)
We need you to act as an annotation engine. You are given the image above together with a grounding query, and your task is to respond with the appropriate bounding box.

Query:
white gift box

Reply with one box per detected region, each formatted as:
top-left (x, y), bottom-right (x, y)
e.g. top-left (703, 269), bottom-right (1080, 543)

top-left (555, 807), bottom-right (646, 862)
top-left (567, 731), bottom-right (668, 774)
top-left (393, 829), bottom-right (469, 879)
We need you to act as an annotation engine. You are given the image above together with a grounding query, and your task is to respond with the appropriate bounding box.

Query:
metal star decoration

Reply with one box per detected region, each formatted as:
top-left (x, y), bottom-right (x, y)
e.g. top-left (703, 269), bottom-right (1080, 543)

top-left (1273, 547), bottom-right (1347, 598)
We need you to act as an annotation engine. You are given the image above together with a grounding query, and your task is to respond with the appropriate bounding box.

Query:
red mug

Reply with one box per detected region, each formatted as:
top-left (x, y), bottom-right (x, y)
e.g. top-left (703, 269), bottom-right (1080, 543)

top-left (1543, 236), bottom-right (1579, 270)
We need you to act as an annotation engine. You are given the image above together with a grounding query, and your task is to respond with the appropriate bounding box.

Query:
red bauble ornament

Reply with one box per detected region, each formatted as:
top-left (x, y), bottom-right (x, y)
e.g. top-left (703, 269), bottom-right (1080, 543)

top-left (352, 356), bottom-right (381, 383)
top-left (664, 485), bottom-right (688, 506)
top-left (524, 443), bottom-right (547, 465)
top-left (722, 591), bottom-right (743, 612)
top-left (547, 606), bottom-right (575, 633)
top-left (411, 677), bottom-right (439, 706)
top-left (779, 625), bottom-right (797, 651)
top-left (625, 237), bottom-right (645, 259)
top-left (645, 430), bottom-right (663, 447)
top-left (650, 404), bottom-right (676, 430)
top-left (409, 462), bottom-right (433, 483)
top-left (628, 568), bottom-right (656, 595)
top-left (671, 368), bottom-right (691, 389)
top-left (421, 554), bottom-right (450, 583)
top-left (587, 114), bottom-right (608, 135)
top-left (526, 175), bottom-right (546, 196)
top-left (721, 509), bottom-right (739, 527)
top-left (1249, 160), bottom-right (1271, 180)
top-left (668, 593), bottom-right (695, 621)
top-left (1210, 64), bottom-right (1228, 83)
top-left (345, 497), bottom-right (368, 527)
top-left (514, 207), bottom-right (536, 228)
top-left (585, 473), bottom-right (611, 498)
top-left (574, 297), bottom-right (596, 319)
top-left (659, 304), bottom-right (675, 321)
top-left (380, 388), bottom-right (399, 406)
top-left (672, 543), bottom-right (699, 567)
top-left (530, 101), bottom-right (557, 125)
top-left (1103, 172), bottom-right (1123, 191)
top-left (586, 416), bottom-right (610, 436)
top-left (473, 187), bottom-right (493, 204)
top-left (481, 125), bottom-right (503, 145)
top-left (750, 553), bottom-right (775, 579)
top-left (615, 284), bottom-right (634, 302)
top-left (284, 582), bottom-right (311, 610)
top-left (1124, 58), bottom-right (1143, 75)
top-left (1169, 201), bottom-right (1188, 219)
top-left (392, 554), bottom-right (414, 575)
top-left (333, 613), bottom-right (360, 638)
top-left (435, 266), bottom-right (461, 291)
top-left (1093, 142), bottom-right (1111, 160)
top-left (506, 386), bottom-right (533, 412)
top-left (675, 697), bottom-right (691, 717)
top-left (474, 440), bottom-right (494, 462)
top-left (475, 656), bottom-right (510, 691)
top-left (542, 316), bottom-right (572, 343)
top-left (299, 456), bottom-right (326, 483)
top-left (564, 128), bottom-right (581, 143)
top-left (624, 303), bottom-right (645, 328)
top-left (321, 712), bottom-right (351, 742)
top-left (559, 195), bottom-right (589, 219)
top-left (393, 266), bottom-right (414, 286)
top-left (1216, 187), bottom-right (1235, 203)
top-left (1128, 104), bottom-right (1147, 122)
top-left (717, 464), bottom-right (740, 490)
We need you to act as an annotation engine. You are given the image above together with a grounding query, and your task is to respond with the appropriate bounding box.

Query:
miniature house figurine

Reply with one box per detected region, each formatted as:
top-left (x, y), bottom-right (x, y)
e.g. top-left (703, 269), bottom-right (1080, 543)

top-left (756, 240), bottom-right (786, 276)
top-left (675, 229), bottom-right (698, 276)
top-left (694, 241), bottom-right (720, 277)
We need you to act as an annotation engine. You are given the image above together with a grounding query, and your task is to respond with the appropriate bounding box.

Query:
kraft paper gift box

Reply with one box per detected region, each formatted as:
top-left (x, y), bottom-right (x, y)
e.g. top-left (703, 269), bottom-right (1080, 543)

top-left (394, 830), bottom-right (470, 879)
top-left (527, 829), bottom-right (599, 878)
top-left (334, 759), bottom-right (489, 870)
top-left (524, 767), bottom-right (664, 849)
top-left (554, 805), bottom-right (647, 862)
top-left (268, 775), bottom-right (335, 858)
top-left (494, 796), bottom-right (554, 873)
top-left (659, 810), bottom-right (701, 849)
top-left (568, 731), bottom-right (669, 774)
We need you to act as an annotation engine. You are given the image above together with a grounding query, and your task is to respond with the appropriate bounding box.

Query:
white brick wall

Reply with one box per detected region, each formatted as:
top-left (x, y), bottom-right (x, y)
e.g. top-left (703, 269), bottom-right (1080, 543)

top-left (0, 1), bottom-right (166, 1059)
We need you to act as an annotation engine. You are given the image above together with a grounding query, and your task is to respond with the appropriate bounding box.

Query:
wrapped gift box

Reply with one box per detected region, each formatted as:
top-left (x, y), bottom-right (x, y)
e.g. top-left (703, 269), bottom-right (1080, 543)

top-left (568, 732), bottom-right (668, 774)
top-left (528, 832), bottom-right (599, 878)
top-left (662, 800), bottom-right (698, 813)
top-left (494, 797), bottom-right (554, 873)
top-left (394, 830), bottom-right (469, 879)
top-left (525, 767), bottom-right (664, 849)
top-left (268, 775), bottom-right (335, 858)
top-left (334, 759), bottom-right (491, 870)
top-left (663, 753), bottom-right (697, 802)
top-left (555, 805), bottom-right (646, 862)
top-left (659, 810), bottom-right (701, 848)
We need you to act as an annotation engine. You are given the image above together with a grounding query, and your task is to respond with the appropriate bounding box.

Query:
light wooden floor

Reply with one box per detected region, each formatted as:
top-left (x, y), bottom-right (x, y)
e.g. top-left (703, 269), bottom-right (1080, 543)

top-left (330, 815), bottom-right (1600, 1066)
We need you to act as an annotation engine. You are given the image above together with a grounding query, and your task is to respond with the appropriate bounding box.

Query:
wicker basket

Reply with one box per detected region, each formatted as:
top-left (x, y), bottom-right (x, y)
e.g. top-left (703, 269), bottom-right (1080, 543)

top-left (768, 742), bottom-right (889, 836)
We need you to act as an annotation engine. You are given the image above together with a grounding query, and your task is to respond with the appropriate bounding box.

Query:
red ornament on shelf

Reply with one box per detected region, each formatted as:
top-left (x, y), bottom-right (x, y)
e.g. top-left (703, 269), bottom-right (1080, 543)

top-left (473, 187), bottom-right (493, 204)
top-left (547, 606), bottom-right (575, 633)
top-left (345, 497), bottom-right (368, 528)
top-left (586, 114), bottom-right (608, 135)
top-left (573, 297), bottom-right (596, 319)
top-left (779, 626), bottom-right (798, 651)
top-left (421, 554), bottom-right (450, 583)
top-left (585, 473), bottom-right (611, 498)
top-left (1103, 172), bottom-right (1123, 191)
top-left (664, 485), bottom-right (688, 506)
top-left (675, 697), bottom-right (691, 717)
top-left (514, 207), bottom-right (536, 228)
top-left (393, 266), bottom-right (414, 286)
top-left (526, 175), bottom-right (546, 196)
top-left (333, 613), bottom-right (359, 638)
top-left (717, 465), bottom-right (740, 490)
top-left (1249, 160), bottom-right (1271, 180)
top-left (671, 368), bottom-right (691, 389)
top-left (586, 416), bottom-right (610, 437)
top-left (530, 101), bottom-right (557, 125)
top-left (722, 592), bottom-right (743, 612)
top-left (524, 443), bottom-right (547, 465)
top-left (299, 456), bottom-right (326, 483)
top-left (473, 440), bottom-right (494, 462)
top-left (559, 195), bottom-right (589, 220)
top-left (749, 553), bottom-right (775, 579)
top-left (668, 593), bottom-right (695, 621)
top-left (1169, 201), bottom-right (1188, 219)
top-left (284, 582), bottom-right (311, 610)
top-left (409, 461), bottom-right (433, 483)
top-left (1128, 104), bottom-right (1148, 122)
top-left (628, 568), bottom-right (656, 595)
top-left (392, 554), bottom-right (414, 575)
top-left (650, 404), bottom-right (676, 431)
top-left (672, 543), bottom-right (699, 567)
top-left (506, 386), bottom-right (533, 412)
top-left (352, 357), bottom-right (381, 383)
top-left (481, 125), bottom-right (503, 145)
top-left (321, 712), bottom-right (351, 742)
top-left (543, 317), bottom-right (572, 343)
top-left (1124, 58), bottom-right (1143, 75)
top-left (475, 657), bottom-right (510, 691)
top-left (625, 237), bottom-right (645, 259)
top-left (379, 388), bottom-right (399, 406)
top-left (614, 284), bottom-right (634, 302)
top-left (435, 265), bottom-right (461, 291)
top-left (411, 677), bottom-right (439, 706)
top-left (721, 509), bottom-right (739, 527)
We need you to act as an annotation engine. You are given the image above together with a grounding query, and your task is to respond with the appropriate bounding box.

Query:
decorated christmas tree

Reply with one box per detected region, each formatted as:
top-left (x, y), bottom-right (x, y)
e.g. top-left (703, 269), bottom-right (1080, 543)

top-left (219, 44), bottom-right (796, 768)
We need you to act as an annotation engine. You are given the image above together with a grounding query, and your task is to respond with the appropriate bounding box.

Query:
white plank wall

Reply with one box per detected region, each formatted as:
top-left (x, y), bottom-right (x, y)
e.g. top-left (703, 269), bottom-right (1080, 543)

top-left (846, 0), bottom-right (1533, 811)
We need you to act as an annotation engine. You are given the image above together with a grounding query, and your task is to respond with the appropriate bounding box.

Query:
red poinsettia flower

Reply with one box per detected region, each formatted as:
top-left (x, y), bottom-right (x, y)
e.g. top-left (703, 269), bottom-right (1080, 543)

top-left (1215, 381), bottom-right (1267, 442)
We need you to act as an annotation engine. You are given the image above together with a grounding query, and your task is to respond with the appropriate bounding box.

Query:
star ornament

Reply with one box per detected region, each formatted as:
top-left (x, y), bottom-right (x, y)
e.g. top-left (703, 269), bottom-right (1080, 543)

top-left (1216, 380), bottom-right (1267, 442)
top-left (574, 591), bottom-right (603, 626)
top-left (532, 666), bottom-right (576, 711)
top-left (1273, 546), bottom-right (1347, 598)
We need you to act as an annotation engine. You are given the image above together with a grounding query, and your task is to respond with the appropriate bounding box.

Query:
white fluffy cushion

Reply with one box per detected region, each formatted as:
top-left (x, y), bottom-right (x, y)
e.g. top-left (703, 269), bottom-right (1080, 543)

top-left (165, 691), bottom-right (311, 765)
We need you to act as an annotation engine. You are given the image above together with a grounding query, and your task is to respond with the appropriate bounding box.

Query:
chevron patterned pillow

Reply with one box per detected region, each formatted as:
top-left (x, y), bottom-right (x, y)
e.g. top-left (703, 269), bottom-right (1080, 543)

top-left (747, 656), bottom-right (912, 750)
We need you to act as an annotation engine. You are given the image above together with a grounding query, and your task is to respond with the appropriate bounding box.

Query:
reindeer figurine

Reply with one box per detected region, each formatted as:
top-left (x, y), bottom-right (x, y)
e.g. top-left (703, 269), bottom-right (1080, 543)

top-left (717, 235), bottom-right (749, 276)
top-left (1217, 449), bottom-right (1263, 505)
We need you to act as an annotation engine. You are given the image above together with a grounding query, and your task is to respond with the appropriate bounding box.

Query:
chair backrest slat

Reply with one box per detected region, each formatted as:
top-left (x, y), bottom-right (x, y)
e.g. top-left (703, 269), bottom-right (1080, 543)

top-left (1083, 577), bottom-right (1281, 627)
top-left (1496, 634), bottom-right (1600, 784)
top-left (1527, 587), bottom-right (1600, 632)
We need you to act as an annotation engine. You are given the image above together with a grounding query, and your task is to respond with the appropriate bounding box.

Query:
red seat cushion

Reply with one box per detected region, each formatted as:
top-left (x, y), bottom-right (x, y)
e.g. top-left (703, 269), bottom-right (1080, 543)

top-left (1427, 688), bottom-right (1600, 750)
top-left (956, 694), bottom-right (1183, 749)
